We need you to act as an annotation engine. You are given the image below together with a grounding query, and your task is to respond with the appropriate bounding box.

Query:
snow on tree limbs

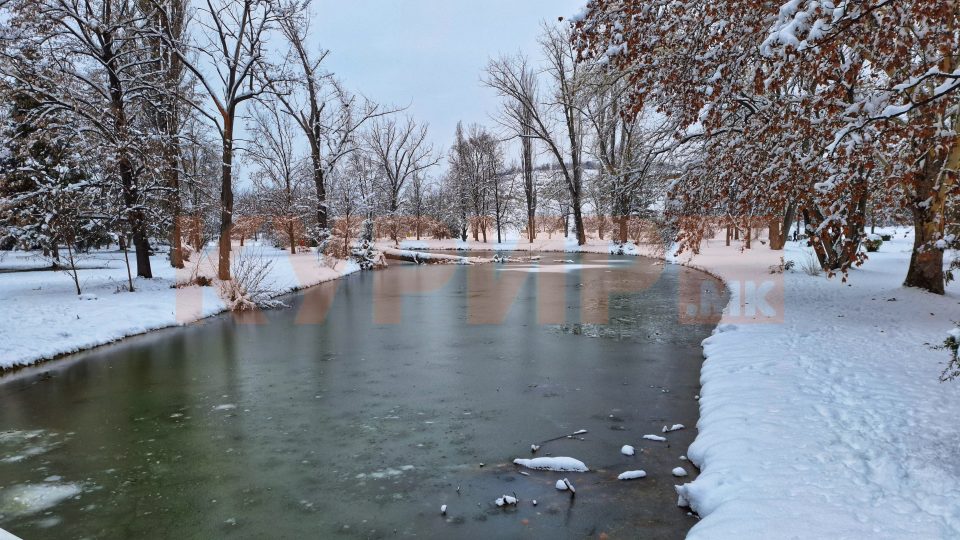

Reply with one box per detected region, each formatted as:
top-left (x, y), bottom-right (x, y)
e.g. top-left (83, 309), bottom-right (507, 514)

top-left (571, 0), bottom-right (960, 293)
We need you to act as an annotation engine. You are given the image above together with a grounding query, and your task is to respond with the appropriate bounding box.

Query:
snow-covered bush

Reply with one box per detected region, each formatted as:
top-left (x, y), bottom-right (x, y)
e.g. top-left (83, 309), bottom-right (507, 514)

top-left (218, 248), bottom-right (283, 311)
top-left (769, 257), bottom-right (795, 274)
top-left (939, 325), bottom-right (960, 382)
top-left (863, 235), bottom-right (883, 252)
top-left (350, 219), bottom-right (385, 270)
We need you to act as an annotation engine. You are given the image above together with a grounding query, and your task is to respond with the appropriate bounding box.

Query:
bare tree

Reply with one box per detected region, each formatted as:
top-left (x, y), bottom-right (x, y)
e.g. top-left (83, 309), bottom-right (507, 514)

top-left (448, 122), bottom-right (472, 241)
top-left (141, 0), bottom-right (188, 268)
top-left (518, 67), bottom-right (538, 243)
top-left (583, 67), bottom-right (675, 244)
top-left (491, 167), bottom-right (518, 244)
top-left (273, 1), bottom-right (394, 241)
top-left (365, 115), bottom-right (439, 244)
top-left (485, 25), bottom-right (589, 245)
top-left (489, 56), bottom-right (538, 242)
top-left (156, 0), bottom-right (279, 280)
top-left (407, 172), bottom-right (429, 240)
top-left (246, 100), bottom-right (310, 254)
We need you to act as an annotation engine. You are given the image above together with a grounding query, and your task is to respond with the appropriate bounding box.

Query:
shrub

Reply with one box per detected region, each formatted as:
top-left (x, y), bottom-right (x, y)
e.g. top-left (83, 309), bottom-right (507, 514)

top-left (218, 248), bottom-right (283, 311)
top-left (799, 250), bottom-right (822, 276)
top-left (938, 325), bottom-right (960, 382)
top-left (863, 235), bottom-right (883, 252)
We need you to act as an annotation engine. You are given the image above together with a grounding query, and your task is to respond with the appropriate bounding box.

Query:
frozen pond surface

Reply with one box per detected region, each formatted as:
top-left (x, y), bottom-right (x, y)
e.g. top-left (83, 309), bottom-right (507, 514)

top-left (0, 253), bottom-right (724, 539)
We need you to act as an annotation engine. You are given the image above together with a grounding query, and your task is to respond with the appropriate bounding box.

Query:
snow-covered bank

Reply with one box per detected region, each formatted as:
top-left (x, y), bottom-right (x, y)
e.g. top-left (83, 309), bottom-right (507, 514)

top-left (675, 231), bottom-right (960, 539)
top-left (390, 231), bottom-right (960, 537)
top-left (0, 246), bottom-right (357, 371)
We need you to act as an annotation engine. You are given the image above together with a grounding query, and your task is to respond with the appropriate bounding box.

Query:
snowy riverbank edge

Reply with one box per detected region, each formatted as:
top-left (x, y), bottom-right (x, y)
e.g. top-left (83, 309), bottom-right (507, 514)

top-left (390, 233), bottom-right (960, 539)
top-left (0, 246), bottom-right (359, 372)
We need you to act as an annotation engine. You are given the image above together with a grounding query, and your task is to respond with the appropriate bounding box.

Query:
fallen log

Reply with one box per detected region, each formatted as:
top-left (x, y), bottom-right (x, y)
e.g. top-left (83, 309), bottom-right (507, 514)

top-left (382, 248), bottom-right (490, 265)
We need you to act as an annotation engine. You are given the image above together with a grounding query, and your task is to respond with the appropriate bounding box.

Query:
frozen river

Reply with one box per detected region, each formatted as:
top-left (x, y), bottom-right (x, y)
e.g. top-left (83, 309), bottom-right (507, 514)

top-left (0, 252), bottom-right (724, 539)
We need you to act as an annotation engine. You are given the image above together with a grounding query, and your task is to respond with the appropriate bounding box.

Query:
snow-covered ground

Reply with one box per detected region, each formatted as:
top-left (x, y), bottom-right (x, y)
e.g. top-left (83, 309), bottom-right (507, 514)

top-left (389, 230), bottom-right (960, 538)
top-left (676, 231), bottom-right (960, 539)
top-left (0, 245), bottom-right (357, 370)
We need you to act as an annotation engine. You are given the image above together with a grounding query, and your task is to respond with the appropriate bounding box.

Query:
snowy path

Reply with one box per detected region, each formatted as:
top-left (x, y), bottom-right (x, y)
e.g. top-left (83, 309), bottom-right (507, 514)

top-left (677, 234), bottom-right (960, 539)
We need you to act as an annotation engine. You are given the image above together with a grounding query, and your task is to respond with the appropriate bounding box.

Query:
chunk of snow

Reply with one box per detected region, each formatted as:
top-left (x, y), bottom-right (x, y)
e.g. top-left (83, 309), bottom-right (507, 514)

top-left (618, 470), bottom-right (647, 480)
top-left (440, 504), bottom-right (447, 515)
top-left (555, 479), bottom-right (567, 490)
top-left (643, 434), bottom-right (667, 442)
top-left (672, 467), bottom-right (688, 477)
top-left (662, 424), bottom-right (685, 433)
top-left (621, 445), bottom-right (635, 456)
top-left (495, 495), bottom-right (518, 507)
top-left (530, 444), bottom-right (540, 453)
top-left (212, 404), bottom-right (236, 411)
top-left (514, 457), bottom-right (588, 472)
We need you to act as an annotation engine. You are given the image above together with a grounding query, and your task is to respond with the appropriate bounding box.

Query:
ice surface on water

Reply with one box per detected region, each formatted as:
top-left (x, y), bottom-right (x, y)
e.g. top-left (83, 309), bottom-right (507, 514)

top-left (355, 465), bottom-right (415, 480)
top-left (0, 430), bottom-right (63, 464)
top-left (499, 263), bottom-right (617, 273)
top-left (0, 483), bottom-right (83, 518)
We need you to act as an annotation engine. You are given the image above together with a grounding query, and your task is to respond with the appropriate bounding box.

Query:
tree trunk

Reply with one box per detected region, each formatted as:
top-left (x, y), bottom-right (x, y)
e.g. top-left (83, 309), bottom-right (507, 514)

top-left (619, 216), bottom-right (628, 244)
top-left (522, 133), bottom-right (536, 243)
top-left (166, 143), bottom-right (184, 269)
top-left (288, 221), bottom-right (296, 255)
top-left (118, 155), bottom-right (152, 278)
top-left (108, 53), bottom-right (152, 279)
top-left (311, 144), bottom-right (328, 232)
top-left (904, 228), bottom-right (944, 294)
top-left (769, 202), bottom-right (796, 250)
top-left (218, 116), bottom-right (235, 281)
top-left (903, 146), bottom-right (950, 294)
top-left (571, 194), bottom-right (586, 245)
top-left (65, 240), bottom-right (81, 295)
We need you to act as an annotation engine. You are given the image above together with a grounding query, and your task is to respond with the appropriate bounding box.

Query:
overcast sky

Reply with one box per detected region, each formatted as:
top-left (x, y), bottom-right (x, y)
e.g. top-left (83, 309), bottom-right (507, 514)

top-left (309, 0), bottom-right (585, 170)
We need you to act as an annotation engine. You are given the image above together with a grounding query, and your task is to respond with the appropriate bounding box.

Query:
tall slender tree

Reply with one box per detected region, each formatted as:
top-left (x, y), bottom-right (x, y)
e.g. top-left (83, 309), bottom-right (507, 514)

top-left (157, 0), bottom-right (279, 280)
